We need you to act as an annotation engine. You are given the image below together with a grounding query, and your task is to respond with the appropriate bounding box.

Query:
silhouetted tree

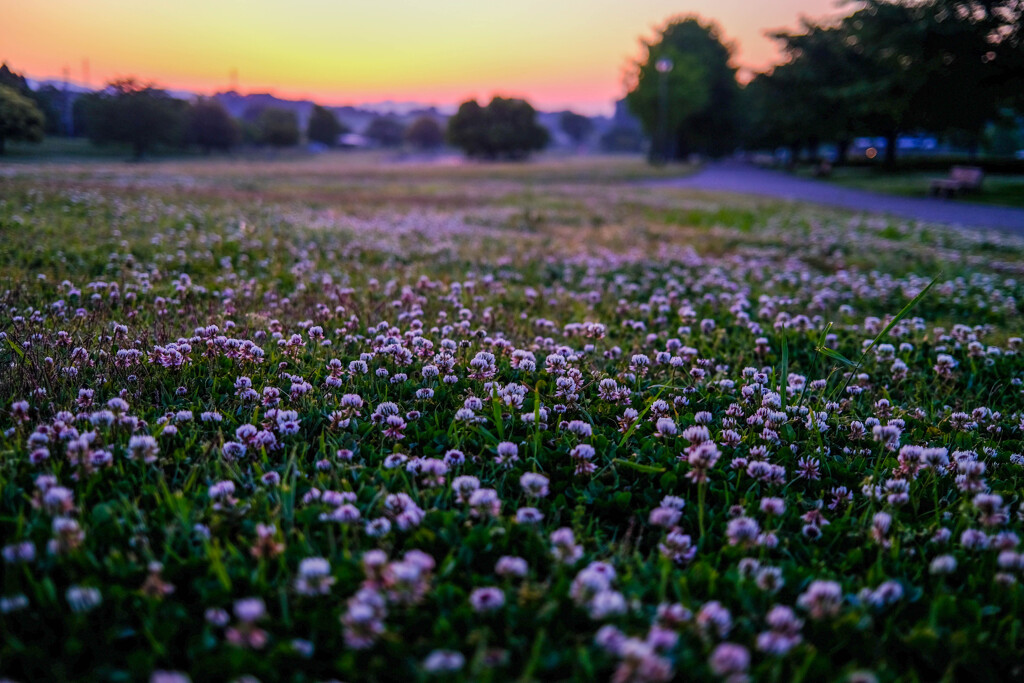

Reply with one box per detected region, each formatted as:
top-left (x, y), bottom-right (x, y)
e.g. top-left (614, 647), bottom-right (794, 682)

top-left (448, 97), bottom-right (548, 159)
top-left (856, 0), bottom-right (1018, 161)
top-left (626, 16), bottom-right (739, 160)
top-left (30, 85), bottom-right (68, 136)
top-left (78, 79), bottom-right (186, 158)
top-left (307, 105), bottom-right (346, 146)
top-left (405, 115), bottom-right (445, 150)
top-left (257, 108), bottom-right (300, 147)
top-left (754, 22), bottom-right (862, 164)
top-left (187, 98), bottom-right (239, 153)
top-left (747, 0), bottom-right (1024, 167)
top-left (0, 65), bottom-right (65, 136)
top-left (0, 85), bottom-right (45, 154)
top-left (559, 111), bottom-right (594, 145)
top-left (447, 101), bottom-right (487, 156)
top-left (0, 64), bottom-right (29, 93)
top-left (364, 116), bottom-right (406, 147)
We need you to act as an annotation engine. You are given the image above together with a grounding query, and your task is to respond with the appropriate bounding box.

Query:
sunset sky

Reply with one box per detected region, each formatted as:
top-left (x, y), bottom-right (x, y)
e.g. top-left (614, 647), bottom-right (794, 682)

top-left (2, 0), bottom-right (843, 114)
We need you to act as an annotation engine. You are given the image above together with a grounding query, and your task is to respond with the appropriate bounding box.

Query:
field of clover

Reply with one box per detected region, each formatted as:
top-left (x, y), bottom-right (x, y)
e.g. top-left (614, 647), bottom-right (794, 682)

top-left (1, 156), bottom-right (1023, 682)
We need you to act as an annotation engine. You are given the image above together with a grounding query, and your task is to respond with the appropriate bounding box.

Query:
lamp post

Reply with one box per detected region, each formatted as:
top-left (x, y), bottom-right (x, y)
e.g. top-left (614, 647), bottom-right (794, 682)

top-left (655, 57), bottom-right (673, 165)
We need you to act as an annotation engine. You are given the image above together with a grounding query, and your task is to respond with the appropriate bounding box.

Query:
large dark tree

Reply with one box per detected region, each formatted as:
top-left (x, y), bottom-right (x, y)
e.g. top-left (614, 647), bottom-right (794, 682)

top-left (29, 85), bottom-right (68, 136)
top-left (899, 0), bottom-right (1021, 154)
top-left (0, 64), bottom-right (29, 93)
top-left (748, 1), bottom-right (1024, 167)
top-left (77, 79), bottom-right (186, 158)
top-left (998, 1), bottom-right (1024, 112)
top-left (364, 116), bottom-right (406, 148)
top-left (447, 97), bottom-right (548, 160)
top-left (405, 115), bottom-right (445, 150)
top-left (740, 71), bottom-right (805, 159)
top-left (762, 22), bottom-right (863, 163)
top-left (626, 16), bottom-right (739, 160)
top-left (307, 105), bottom-right (346, 147)
top-left (0, 85), bottom-right (45, 154)
top-left (187, 98), bottom-right (239, 153)
top-left (0, 64), bottom-right (64, 136)
top-left (257, 108), bottom-right (300, 147)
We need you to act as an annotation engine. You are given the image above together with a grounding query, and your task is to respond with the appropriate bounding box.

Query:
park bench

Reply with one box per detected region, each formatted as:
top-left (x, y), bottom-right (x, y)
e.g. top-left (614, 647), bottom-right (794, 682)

top-left (929, 166), bottom-right (984, 197)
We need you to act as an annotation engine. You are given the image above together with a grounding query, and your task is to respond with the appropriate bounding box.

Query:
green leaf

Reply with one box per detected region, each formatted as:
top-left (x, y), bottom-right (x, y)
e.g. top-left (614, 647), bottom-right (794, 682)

top-left (814, 320), bottom-right (833, 350)
top-left (616, 383), bottom-right (672, 450)
top-left (612, 458), bottom-right (666, 474)
top-left (830, 274), bottom-right (939, 400)
top-left (817, 346), bottom-right (856, 367)
top-left (867, 276), bottom-right (939, 354)
top-left (490, 384), bottom-right (505, 440)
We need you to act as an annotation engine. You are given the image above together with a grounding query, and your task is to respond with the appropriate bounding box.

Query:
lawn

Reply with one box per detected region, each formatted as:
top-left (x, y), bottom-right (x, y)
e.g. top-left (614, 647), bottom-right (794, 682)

top-left (794, 165), bottom-right (1024, 208)
top-left (1, 154), bottom-right (1023, 682)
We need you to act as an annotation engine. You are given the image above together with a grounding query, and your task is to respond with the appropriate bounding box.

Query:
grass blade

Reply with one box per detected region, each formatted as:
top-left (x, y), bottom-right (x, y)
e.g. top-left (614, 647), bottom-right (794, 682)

top-left (864, 276), bottom-right (939, 357)
top-left (817, 347), bottom-right (856, 367)
top-left (5, 336), bottom-right (25, 359)
top-left (829, 274), bottom-right (939, 400)
top-left (612, 458), bottom-right (666, 474)
top-left (780, 331), bottom-right (789, 412)
top-left (616, 383), bottom-right (671, 450)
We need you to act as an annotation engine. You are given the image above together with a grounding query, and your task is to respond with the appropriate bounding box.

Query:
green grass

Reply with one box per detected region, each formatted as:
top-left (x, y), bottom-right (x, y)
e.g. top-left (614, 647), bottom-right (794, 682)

top-left (794, 165), bottom-right (1024, 208)
top-left (0, 156), bottom-right (1023, 682)
top-left (3, 136), bottom-right (183, 161)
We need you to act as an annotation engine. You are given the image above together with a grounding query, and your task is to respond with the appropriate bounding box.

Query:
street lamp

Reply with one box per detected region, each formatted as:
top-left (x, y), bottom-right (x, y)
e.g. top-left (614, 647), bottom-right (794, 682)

top-left (655, 57), bottom-right (673, 165)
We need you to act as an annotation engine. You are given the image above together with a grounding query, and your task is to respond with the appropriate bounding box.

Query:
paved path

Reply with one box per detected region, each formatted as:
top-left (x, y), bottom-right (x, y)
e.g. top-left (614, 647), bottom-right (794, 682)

top-left (650, 162), bottom-right (1024, 234)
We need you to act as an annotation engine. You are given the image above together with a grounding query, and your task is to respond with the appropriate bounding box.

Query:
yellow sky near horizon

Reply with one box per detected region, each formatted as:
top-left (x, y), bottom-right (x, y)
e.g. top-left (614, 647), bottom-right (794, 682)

top-left (2, 0), bottom-right (842, 114)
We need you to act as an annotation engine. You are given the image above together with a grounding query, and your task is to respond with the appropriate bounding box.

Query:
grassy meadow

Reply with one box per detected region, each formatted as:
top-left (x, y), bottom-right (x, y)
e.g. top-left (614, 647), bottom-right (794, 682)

top-left (791, 165), bottom-right (1024, 208)
top-left (1, 153), bottom-right (1023, 682)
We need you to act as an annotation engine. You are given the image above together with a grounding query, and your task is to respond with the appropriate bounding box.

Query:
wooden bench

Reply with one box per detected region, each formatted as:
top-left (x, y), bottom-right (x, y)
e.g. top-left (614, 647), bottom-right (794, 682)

top-left (929, 166), bottom-right (984, 197)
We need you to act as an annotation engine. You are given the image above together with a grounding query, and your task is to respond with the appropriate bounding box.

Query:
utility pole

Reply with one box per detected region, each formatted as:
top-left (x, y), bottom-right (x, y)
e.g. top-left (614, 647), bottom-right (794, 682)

top-left (62, 66), bottom-right (73, 137)
top-left (655, 57), bottom-right (673, 165)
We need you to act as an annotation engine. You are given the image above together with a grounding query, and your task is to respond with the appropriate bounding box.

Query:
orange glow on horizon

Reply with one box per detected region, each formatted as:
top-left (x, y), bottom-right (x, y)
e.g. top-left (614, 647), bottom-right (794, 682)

top-left (2, 0), bottom-right (841, 114)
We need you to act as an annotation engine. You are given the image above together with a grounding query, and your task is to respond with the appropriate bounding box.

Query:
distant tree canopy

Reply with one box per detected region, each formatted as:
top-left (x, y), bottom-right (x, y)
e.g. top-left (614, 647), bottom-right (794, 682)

top-left (77, 79), bottom-right (186, 158)
top-left (187, 98), bottom-right (239, 153)
top-left (257, 108), bottom-right (300, 147)
top-left (29, 86), bottom-right (67, 135)
top-left (364, 116), bottom-right (406, 148)
top-left (405, 115), bottom-right (445, 150)
top-left (559, 111), bottom-right (594, 145)
top-left (240, 103), bottom-right (268, 126)
top-left (307, 105), bottom-right (346, 147)
top-left (744, 0), bottom-right (1024, 166)
top-left (0, 64), bottom-right (30, 94)
top-left (0, 85), bottom-right (45, 154)
top-left (447, 97), bottom-right (549, 160)
top-left (1, 64), bottom-right (64, 137)
top-left (626, 16), bottom-right (739, 161)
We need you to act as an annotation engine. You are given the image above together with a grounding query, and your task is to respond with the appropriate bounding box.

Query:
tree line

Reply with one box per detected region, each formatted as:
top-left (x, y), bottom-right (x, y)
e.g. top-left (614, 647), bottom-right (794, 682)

top-left (0, 68), bottom-right (455, 158)
top-left (626, 0), bottom-right (1024, 165)
top-left (2, 62), bottom-right (614, 160)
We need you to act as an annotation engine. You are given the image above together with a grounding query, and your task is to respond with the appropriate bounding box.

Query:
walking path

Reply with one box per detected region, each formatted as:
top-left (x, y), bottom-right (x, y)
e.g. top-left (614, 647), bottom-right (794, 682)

top-left (650, 162), bottom-right (1024, 234)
